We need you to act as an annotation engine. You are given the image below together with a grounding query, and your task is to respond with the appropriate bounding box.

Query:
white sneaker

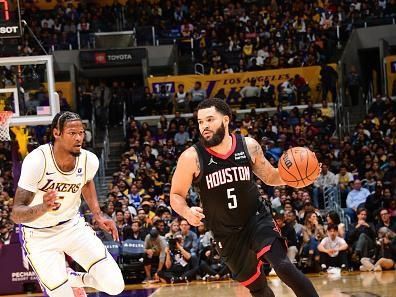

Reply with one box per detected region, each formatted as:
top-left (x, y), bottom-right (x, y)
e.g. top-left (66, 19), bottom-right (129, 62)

top-left (360, 257), bottom-right (374, 271)
top-left (360, 265), bottom-right (371, 272)
top-left (373, 265), bottom-right (382, 272)
top-left (327, 267), bottom-right (341, 275)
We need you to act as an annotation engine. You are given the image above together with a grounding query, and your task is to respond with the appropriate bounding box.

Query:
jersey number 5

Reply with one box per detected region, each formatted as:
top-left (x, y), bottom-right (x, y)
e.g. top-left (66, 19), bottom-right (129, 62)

top-left (51, 196), bottom-right (64, 212)
top-left (227, 188), bottom-right (238, 209)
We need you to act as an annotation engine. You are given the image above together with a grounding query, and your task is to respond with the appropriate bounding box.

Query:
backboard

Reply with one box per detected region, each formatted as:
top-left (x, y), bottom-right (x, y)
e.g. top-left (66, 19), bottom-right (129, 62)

top-left (0, 55), bottom-right (60, 126)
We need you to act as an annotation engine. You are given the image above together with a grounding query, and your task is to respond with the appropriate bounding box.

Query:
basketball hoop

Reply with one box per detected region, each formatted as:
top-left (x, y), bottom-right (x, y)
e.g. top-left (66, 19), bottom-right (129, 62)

top-left (0, 111), bottom-right (13, 141)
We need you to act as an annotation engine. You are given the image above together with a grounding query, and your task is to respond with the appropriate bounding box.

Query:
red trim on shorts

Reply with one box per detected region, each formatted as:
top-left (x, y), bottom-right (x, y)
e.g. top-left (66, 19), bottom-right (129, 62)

top-left (205, 134), bottom-right (236, 160)
top-left (240, 260), bottom-right (263, 287)
top-left (256, 244), bottom-right (272, 259)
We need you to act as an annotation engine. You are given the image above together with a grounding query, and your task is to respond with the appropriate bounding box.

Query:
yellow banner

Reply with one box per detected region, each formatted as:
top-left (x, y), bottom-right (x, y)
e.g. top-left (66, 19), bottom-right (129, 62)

top-left (385, 55), bottom-right (396, 96)
top-left (147, 65), bottom-right (336, 104)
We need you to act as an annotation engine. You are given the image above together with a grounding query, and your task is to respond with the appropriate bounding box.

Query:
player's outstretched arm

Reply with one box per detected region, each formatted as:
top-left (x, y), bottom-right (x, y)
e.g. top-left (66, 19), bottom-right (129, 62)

top-left (170, 147), bottom-right (205, 226)
top-left (11, 188), bottom-right (57, 224)
top-left (245, 137), bottom-right (286, 186)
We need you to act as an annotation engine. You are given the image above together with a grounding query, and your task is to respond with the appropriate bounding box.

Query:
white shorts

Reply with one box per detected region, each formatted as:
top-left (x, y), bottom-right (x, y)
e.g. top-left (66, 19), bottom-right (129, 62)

top-left (20, 214), bottom-right (108, 291)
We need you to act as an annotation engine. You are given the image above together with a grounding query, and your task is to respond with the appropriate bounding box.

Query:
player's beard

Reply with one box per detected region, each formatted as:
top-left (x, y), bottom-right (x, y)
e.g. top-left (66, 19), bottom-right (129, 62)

top-left (70, 151), bottom-right (81, 157)
top-left (200, 123), bottom-right (226, 148)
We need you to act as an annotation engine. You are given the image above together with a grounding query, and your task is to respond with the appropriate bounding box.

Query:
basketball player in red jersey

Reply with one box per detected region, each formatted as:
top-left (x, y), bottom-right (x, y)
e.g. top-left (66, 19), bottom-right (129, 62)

top-left (170, 99), bottom-right (319, 297)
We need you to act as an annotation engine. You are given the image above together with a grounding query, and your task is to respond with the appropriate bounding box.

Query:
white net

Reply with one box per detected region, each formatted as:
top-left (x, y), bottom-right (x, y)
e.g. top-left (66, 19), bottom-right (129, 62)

top-left (0, 111), bottom-right (13, 141)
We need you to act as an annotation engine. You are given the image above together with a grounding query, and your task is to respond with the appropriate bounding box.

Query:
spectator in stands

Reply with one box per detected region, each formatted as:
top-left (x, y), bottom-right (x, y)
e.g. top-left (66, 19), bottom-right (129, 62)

top-left (346, 180), bottom-right (371, 223)
top-left (348, 207), bottom-right (376, 264)
top-left (137, 207), bottom-right (152, 236)
top-left (165, 219), bottom-right (180, 239)
top-left (301, 212), bottom-right (325, 271)
top-left (240, 79), bottom-right (260, 108)
top-left (199, 238), bottom-right (230, 281)
top-left (368, 94), bottom-right (386, 117)
top-left (360, 227), bottom-right (396, 272)
top-left (346, 65), bottom-right (361, 106)
top-left (326, 211), bottom-right (346, 239)
top-left (260, 79), bottom-right (275, 107)
top-left (155, 85), bottom-right (172, 113)
top-left (320, 100), bottom-right (334, 118)
top-left (376, 208), bottom-right (396, 232)
top-left (173, 84), bottom-right (189, 113)
top-left (189, 81), bottom-right (206, 111)
top-left (294, 74), bottom-right (310, 104)
top-left (320, 64), bottom-right (338, 102)
top-left (179, 219), bottom-right (198, 257)
top-left (115, 210), bottom-right (127, 239)
top-left (336, 165), bottom-right (354, 202)
top-left (285, 210), bottom-right (303, 240)
top-left (126, 220), bottom-right (145, 241)
top-left (318, 224), bottom-right (348, 271)
top-left (275, 213), bottom-right (298, 264)
top-left (158, 234), bottom-right (198, 283)
top-left (143, 227), bottom-right (167, 283)
top-left (312, 163), bottom-right (337, 209)
top-left (278, 78), bottom-right (297, 105)
top-left (174, 125), bottom-right (190, 147)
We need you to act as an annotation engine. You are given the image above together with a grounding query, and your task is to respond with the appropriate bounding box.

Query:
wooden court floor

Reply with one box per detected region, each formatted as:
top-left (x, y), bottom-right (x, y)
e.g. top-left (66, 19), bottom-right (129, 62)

top-left (2, 271), bottom-right (395, 297)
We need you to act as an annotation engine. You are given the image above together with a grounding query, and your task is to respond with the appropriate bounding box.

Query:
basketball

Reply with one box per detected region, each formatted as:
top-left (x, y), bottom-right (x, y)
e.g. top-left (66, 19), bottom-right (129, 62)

top-left (278, 147), bottom-right (320, 188)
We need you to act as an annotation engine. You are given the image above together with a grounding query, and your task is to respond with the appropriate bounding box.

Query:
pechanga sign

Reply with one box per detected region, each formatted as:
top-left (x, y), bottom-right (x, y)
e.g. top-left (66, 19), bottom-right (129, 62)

top-left (79, 48), bottom-right (147, 68)
top-left (0, 242), bottom-right (40, 294)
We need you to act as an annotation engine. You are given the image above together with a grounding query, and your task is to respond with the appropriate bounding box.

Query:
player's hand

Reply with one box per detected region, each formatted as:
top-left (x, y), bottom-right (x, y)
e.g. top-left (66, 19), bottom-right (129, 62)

top-left (95, 215), bottom-right (119, 241)
top-left (42, 190), bottom-right (58, 211)
top-left (185, 207), bottom-right (205, 226)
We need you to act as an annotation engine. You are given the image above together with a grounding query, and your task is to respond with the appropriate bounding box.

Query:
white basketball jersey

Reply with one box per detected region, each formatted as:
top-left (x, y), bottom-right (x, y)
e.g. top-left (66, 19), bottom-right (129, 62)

top-left (18, 144), bottom-right (99, 228)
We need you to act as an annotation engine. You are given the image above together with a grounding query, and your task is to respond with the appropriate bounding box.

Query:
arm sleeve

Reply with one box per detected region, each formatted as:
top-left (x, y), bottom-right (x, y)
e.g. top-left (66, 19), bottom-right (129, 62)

top-left (85, 151), bottom-right (99, 182)
top-left (18, 149), bottom-right (46, 193)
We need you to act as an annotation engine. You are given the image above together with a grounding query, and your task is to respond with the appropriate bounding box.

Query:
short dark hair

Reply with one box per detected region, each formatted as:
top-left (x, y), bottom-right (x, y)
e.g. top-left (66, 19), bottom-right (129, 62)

top-left (50, 111), bottom-right (82, 142)
top-left (197, 98), bottom-right (232, 119)
top-left (327, 224), bottom-right (338, 232)
top-left (357, 207), bottom-right (367, 215)
top-left (327, 211), bottom-right (341, 225)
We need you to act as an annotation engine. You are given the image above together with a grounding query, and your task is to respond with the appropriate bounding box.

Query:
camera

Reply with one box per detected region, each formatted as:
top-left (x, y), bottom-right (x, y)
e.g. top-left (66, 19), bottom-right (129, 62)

top-left (168, 235), bottom-right (182, 253)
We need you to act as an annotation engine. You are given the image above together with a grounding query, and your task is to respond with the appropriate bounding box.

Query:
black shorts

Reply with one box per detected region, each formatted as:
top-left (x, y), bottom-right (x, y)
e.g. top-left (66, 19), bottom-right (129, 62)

top-left (214, 211), bottom-right (285, 287)
top-left (143, 255), bottom-right (160, 265)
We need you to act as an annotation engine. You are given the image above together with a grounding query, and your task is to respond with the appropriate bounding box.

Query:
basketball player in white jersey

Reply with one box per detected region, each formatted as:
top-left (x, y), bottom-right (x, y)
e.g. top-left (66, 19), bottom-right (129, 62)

top-left (11, 112), bottom-right (124, 297)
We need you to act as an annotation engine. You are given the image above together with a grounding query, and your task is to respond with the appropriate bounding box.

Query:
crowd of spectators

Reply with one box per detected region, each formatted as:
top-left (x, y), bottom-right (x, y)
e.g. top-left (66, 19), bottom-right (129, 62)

top-left (1, 0), bottom-right (396, 285)
top-left (3, 1), bottom-right (394, 73)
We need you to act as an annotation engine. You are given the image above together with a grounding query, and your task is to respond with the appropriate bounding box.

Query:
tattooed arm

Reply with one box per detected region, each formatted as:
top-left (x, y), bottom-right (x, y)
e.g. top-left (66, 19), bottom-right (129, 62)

top-left (170, 146), bottom-right (205, 226)
top-left (245, 137), bottom-right (286, 186)
top-left (11, 188), bottom-right (57, 224)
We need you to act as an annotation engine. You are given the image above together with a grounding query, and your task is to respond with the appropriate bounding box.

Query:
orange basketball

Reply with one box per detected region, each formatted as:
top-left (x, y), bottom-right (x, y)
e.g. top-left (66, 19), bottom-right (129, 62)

top-left (278, 147), bottom-right (320, 188)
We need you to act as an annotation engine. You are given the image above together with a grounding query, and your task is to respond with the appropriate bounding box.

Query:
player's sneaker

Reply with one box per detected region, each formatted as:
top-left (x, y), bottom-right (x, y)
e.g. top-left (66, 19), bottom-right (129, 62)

top-left (72, 287), bottom-right (87, 297)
